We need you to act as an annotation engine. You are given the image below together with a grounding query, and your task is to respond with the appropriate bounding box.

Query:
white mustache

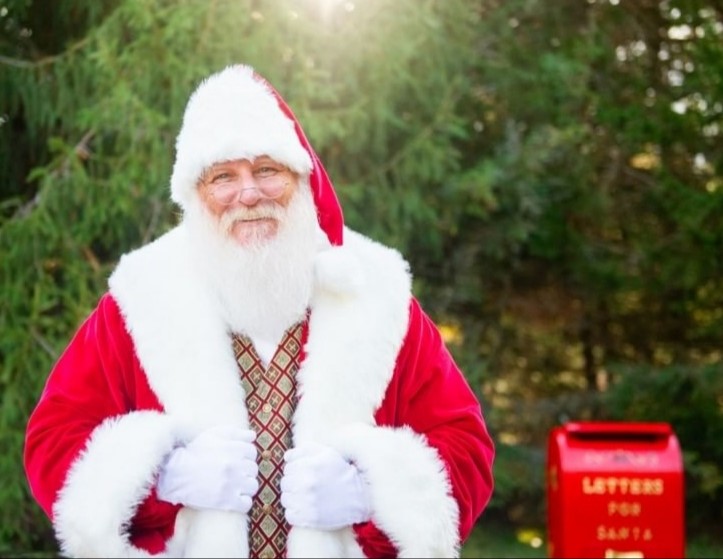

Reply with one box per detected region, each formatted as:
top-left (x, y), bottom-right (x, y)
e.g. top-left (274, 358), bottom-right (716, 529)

top-left (219, 204), bottom-right (284, 233)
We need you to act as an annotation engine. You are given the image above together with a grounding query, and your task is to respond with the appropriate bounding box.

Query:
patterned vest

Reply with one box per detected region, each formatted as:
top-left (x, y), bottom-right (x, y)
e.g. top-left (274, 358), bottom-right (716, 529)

top-left (232, 322), bottom-right (304, 559)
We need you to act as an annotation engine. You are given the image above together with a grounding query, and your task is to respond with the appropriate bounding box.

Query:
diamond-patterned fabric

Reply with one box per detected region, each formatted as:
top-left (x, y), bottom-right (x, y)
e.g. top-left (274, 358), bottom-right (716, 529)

top-left (233, 323), bottom-right (303, 559)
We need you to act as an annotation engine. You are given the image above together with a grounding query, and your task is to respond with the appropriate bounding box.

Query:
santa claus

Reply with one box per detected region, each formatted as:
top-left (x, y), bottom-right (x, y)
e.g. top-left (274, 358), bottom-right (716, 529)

top-left (24, 64), bottom-right (495, 558)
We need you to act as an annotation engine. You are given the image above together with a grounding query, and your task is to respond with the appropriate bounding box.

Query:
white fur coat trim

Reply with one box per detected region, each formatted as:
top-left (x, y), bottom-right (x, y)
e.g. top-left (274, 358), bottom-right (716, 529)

top-left (53, 411), bottom-right (186, 558)
top-left (54, 225), bottom-right (460, 558)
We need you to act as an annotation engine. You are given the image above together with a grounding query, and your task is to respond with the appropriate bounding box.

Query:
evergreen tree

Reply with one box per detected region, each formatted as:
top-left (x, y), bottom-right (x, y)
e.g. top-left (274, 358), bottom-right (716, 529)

top-left (1, 0), bottom-right (721, 551)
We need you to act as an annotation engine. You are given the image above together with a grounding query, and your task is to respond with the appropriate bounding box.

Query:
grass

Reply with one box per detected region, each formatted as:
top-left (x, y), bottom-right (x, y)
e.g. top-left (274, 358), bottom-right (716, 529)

top-left (461, 520), bottom-right (723, 558)
top-left (462, 521), bottom-right (546, 558)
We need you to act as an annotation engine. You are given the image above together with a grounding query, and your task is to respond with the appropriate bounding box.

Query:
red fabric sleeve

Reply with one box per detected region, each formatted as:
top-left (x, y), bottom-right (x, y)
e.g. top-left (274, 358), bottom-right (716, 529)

top-left (354, 297), bottom-right (495, 557)
top-left (23, 293), bottom-right (180, 553)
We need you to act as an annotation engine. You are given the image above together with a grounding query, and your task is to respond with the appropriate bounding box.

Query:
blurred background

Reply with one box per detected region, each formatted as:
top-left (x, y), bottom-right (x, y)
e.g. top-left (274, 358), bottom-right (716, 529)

top-left (1, 0), bottom-right (721, 556)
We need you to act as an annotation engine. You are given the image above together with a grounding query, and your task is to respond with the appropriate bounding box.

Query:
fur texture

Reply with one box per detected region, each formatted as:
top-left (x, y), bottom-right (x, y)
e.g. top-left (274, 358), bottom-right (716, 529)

top-left (50, 225), bottom-right (461, 557)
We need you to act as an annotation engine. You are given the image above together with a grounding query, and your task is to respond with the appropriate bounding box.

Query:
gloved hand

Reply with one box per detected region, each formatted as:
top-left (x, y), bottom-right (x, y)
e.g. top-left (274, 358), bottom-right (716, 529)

top-left (156, 424), bottom-right (259, 513)
top-left (280, 442), bottom-right (372, 530)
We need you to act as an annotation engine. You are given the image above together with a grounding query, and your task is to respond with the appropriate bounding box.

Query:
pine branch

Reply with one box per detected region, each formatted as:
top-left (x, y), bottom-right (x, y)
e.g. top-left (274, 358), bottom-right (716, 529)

top-left (29, 326), bottom-right (57, 359)
top-left (360, 75), bottom-right (464, 184)
top-left (14, 129), bottom-right (95, 218)
top-left (0, 36), bottom-right (91, 68)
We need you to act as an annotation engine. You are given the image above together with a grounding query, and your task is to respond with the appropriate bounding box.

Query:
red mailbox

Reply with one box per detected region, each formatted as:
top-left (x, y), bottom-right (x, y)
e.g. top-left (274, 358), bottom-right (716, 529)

top-left (547, 421), bottom-right (685, 558)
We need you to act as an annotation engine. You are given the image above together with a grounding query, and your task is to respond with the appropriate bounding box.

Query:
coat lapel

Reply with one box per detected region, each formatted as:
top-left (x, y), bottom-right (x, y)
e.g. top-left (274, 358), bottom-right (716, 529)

top-left (110, 225), bottom-right (412, 558)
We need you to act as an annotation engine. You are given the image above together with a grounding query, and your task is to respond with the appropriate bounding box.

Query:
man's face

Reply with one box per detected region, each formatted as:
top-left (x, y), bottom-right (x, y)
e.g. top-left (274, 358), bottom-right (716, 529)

top-left (197, 156), bottom-right (299, 246)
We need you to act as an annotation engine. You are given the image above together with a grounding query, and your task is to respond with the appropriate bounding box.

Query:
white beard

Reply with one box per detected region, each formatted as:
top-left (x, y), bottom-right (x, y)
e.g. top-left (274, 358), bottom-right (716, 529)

top-left (184, 181), bottom-right (321, 342)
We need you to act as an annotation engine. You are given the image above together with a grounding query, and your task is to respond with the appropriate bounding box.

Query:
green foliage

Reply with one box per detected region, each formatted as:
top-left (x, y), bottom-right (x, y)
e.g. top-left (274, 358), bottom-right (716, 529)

top-left (1, 0), bottom-right (723, 552)
top-left (486, 443), bottom-right (545, 525)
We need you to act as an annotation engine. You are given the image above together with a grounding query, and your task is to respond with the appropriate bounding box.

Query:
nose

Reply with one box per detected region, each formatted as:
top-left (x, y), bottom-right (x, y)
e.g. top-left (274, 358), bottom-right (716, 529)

top-left (236, 186), bottom-right (263, 206)
top-left (233, 169), bottom-right (263, 206)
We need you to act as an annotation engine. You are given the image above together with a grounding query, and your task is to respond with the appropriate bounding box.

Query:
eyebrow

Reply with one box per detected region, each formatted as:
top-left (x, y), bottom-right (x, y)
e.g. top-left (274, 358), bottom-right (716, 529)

top-left (253, 157), bottom-right (281, 166)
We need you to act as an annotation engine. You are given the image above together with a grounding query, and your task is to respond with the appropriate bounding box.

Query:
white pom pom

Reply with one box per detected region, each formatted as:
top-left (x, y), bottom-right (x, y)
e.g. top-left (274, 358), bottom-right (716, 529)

top-left (313, 247), bottom-right (365, 297)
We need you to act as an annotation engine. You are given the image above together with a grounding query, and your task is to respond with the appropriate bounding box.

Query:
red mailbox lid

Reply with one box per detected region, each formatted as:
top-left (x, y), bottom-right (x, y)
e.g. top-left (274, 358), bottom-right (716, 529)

top-left (553, 421), bottom-right (682, 474)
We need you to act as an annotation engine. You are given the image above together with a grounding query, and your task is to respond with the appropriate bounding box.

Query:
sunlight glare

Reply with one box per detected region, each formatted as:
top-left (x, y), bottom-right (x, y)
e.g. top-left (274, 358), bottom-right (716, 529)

top-left (311, 0), bottom-right (356, 22)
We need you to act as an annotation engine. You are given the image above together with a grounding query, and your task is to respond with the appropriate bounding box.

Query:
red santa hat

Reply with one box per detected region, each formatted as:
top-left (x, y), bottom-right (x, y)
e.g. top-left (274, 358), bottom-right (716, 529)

top-left (170, 64), bottom-right (344, 246)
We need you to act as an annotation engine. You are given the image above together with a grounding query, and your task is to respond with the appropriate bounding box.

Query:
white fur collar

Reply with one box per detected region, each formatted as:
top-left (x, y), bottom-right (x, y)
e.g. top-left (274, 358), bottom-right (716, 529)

top-left (107, 224), bottom-right (412, 557)
top-left (108, 225), bottom-right (411, 433)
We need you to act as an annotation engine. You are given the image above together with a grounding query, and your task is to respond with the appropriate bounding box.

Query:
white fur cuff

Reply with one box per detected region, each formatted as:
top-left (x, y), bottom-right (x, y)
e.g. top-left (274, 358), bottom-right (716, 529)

top-left (53, 411), bottom-right (182, 558)
top-left (330, 423), bottom-right (461, 558)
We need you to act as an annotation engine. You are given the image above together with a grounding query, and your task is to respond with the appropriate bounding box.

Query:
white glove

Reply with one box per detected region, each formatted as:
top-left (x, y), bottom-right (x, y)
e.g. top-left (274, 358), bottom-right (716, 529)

top-left (157, 424), bottom-right (259, 513)
top-left (280, 442), bottom-right (372, 530)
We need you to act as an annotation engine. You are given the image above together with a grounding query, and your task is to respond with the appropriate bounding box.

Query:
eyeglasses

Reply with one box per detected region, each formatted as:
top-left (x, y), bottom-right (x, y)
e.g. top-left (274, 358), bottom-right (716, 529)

top-left (202, 162), bottom-right (292, 206)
